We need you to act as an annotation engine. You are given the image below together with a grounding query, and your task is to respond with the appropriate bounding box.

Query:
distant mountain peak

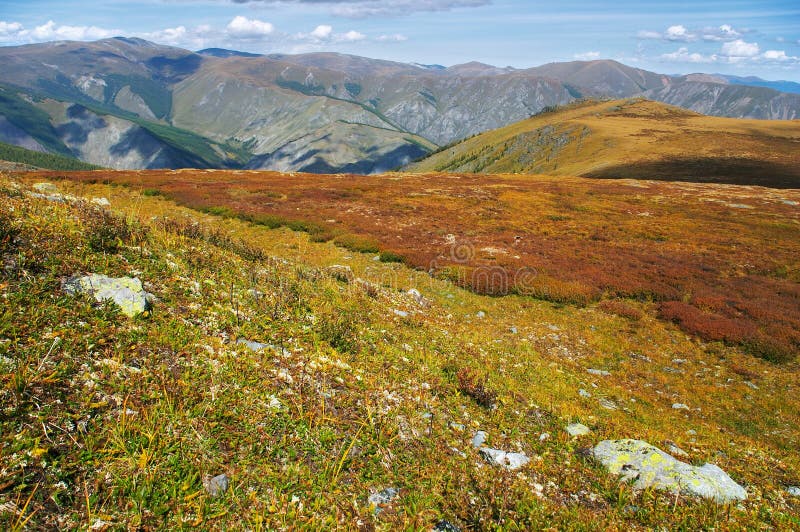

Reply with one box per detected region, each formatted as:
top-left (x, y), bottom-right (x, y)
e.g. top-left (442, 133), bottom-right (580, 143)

top-left (197, 48), bottom-right (263, 58)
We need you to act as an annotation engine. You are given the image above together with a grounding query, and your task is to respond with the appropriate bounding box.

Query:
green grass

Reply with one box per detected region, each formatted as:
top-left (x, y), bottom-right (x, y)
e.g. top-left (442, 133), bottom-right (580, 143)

top-left (0, 141), bottom-right (102, 171)
top-left (1, 172), bottom-right (799, 529)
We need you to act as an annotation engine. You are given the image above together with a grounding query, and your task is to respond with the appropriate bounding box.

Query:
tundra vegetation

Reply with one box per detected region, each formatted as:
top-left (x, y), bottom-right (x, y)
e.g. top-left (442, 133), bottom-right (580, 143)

top-left (0, 171), bottom-right (798, 529)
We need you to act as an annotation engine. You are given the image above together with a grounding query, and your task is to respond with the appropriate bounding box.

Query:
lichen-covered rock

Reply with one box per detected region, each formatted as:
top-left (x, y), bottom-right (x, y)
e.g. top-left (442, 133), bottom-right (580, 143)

top-left (565, 423), bottom-right (591, 437)
top-left (203, 473), bottom-right (229, 497)
top-left (63, 274), bottom-right (152, 317)
top-left (593, 439), bottom-right (747, 503)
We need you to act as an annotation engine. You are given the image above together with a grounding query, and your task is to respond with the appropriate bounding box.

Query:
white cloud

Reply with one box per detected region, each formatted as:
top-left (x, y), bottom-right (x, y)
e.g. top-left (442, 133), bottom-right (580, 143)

top-left (661, 47), bottom-right (716, 64)
top-left (664, 25), bottom-right (694, 42)
top-left (376, 34), bottom-right (408, 42)
top-left (573, 51), bottom-right (600, 60)
top-left (639, 24), bottom-right (745, 44)
top-left (27, 20), bottom-right (117, 41)
top-left (224, 0), bottom-right (491, 18)
top-left (721, 39), bottom-right (760, 58)
top-left (338, 30), bottom-right (365, 42)
top-left (226, 16), bottom-right (274, 38)
top-left (310, 25), bottom-right (333, 39)
top-left (702, 24), bottom-right (742, 42)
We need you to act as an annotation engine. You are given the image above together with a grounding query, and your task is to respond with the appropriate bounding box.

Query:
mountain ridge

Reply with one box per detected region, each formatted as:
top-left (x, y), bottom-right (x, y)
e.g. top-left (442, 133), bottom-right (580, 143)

top-left (0, 37), bottom-right (799, 172)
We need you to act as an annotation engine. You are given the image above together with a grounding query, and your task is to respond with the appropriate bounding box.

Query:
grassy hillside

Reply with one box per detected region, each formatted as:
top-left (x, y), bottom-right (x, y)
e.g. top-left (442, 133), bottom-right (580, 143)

top-left (407, 98), bottom-right (800, 188)
top-left (0, 141), bottom-right (102, 171)
top-left (1, 172), bottom-right (799, 529)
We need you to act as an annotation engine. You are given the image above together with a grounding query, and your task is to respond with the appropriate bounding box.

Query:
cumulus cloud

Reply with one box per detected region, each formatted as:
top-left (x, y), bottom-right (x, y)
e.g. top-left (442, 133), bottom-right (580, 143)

top-left (226, 16), bottom-right (274, 38)
top-left (0, 19), bottom-right (119, 42)
top-left (638, 24), bottom-right (745, 44)
top-left (661, 40), bottom-right (798, 66)
top-left (310, 25), bottom-right (333, 39)
top-left (661, 47), bottom-right (716, 64)
top-left (225, 0), bottom-right (491, 18)
top-left (573, 51), bottom-right (600, 60)
top-left (0, 16), bottom-right (393, 52)
top-left (721, 39), bottom-right (760, 58)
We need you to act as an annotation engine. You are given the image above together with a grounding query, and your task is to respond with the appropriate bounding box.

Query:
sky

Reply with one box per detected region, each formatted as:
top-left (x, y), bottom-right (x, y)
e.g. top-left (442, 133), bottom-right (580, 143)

top-left (1, 0), bottom-right (799, 80)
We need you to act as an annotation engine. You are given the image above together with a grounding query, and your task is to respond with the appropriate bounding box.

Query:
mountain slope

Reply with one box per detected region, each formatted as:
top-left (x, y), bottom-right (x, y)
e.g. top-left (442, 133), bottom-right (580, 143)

top-left (1, 39), bottom-right (800, 172)
top-left (406, 98), bottom-right (800, 188)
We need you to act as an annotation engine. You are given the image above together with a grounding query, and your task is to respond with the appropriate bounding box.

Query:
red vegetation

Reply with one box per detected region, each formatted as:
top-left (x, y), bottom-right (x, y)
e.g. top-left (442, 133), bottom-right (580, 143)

top-left (25, 169), bottom-right (800, 361)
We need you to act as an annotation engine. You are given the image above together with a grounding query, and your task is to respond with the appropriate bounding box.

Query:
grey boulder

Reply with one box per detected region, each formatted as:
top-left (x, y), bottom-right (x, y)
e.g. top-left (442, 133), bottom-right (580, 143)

top-left (63, 274), bottom-right (152, 317)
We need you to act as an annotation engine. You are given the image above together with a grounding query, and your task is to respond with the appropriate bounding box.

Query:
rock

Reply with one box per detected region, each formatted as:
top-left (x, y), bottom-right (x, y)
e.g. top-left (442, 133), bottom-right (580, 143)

top-left (63, 274), bottom-right (152, 317)
top-left (787, 486), bottom-right (800, 496)
top-left (479, 447), bottom-right (530, 470)
top-left (566, 423), bottom-right (591, 437)
top-left (593, 439), bottom-right (747, 503)
top-left (393, 309), bottom-right (409, 318)
top-left (665, 441), bottom-right (688, 457)
top-left (472, 430), bottom-right (487, 448)
top-left (476, 311), bottom-right (486, 318)
top-left (325, 264), bottom-right (354, 283)
top-left (579, 389), bottom-right (592, 398)
top-left (672, 403), bottom-right (690, 410)
top-left (368, 487), bottom-right (400, 515)
top-left (448, 422), bottom-right (465, 432)
top-left (237, 338), bottom-right (270, 351)
top-left (407, 288), bottom-right (429, 307)
top-left (434, 519), bottom-right (462, 531)
top-left (203, 473), bottom-right (229, 497)
top-left (33, 182), bottom-right (58, 193)
top-left (539, 432), bottom-right (551, 441)
top-left (91, 197), bottom-right (111, 207)
top-left (598, 398), bottom-right (618, 410)
top-left (509, 326), bottom-right (518, 334)
top-left (587, 368), bottom-right (610, 377)
top-left (744, 381), bottom-right (759, 390)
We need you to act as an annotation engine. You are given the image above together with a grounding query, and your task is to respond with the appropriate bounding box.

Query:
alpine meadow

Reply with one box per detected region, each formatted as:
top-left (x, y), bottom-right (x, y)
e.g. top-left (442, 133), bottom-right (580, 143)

top-left (1, 1), bottom-right (799, 530)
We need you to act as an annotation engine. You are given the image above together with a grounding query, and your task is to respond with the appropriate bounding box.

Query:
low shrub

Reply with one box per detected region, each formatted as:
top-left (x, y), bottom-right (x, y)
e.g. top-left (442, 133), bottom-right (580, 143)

top-left (456, 368), bottom-right (497, 409)
top-left (597, 299), bottom-right (643, 321)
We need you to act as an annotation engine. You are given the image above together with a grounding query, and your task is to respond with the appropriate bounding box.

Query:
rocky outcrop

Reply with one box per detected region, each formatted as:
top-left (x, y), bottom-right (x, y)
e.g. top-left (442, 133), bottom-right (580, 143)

top-left (63, 274), bottom-right (153, 317)
top-left (593, 439), bottom-right (747, 503)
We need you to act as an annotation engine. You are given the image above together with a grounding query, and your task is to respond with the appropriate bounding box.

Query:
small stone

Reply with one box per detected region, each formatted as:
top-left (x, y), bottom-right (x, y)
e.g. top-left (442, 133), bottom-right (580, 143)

top-left (579, 389), bottom-right (591, 398)
top-left (33, 182), bottom-right (59, 193)
top-left (326, 264), bottom-right (354, 283)
top-left (665, 441), bottom-right (688, 457)
top-left (91, 197), bottom-right (111, 207)
top-left (598, 398), bottom-right (617, 410)
top-left (204, 474), bottom-right (229, 497)
top-left (787, 486), bottom-right (800, 496)
top-left (744, 381), bottom-right (759, 390)
top-left (449, 422), bottom-right (465, 432)
top-left (368, 487), bottom-right (400, 515)
top-left (393, 309), bottom-right (409, 318)
top-left (434, 519), bottom-right (461, 532)
top-left (479, 447), bottom-right (530, 470)
top-left (565, 423), bottom-right (591, 437)
top-left (539, 432), bottom-right (551, 441)
top-left (472, 431), bottom-right (487, 448)
top-left (407, 288), bottom-right (429, 306)
top-left (587, 368), bottom-right (610, 377)
top-left (509, 326), bottom-right (518, 334)
top-left (476, 311), bottom-right (486, 318)
top-left (672, 403), bottom-right (690, 410)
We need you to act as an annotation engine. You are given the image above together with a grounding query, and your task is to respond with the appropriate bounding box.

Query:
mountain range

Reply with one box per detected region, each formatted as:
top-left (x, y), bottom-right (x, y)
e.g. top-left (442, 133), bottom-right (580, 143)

top-left (0, 37), bottom-right (799, 172)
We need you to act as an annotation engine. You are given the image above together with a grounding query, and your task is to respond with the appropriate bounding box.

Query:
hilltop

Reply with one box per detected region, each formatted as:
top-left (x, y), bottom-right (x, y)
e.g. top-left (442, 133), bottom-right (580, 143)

top-left (1, 170), bottom-right (799, 529)
top-left (407, 98), bottom-right (800, 188)
top-left (1, 38), bottom-right (799, 173)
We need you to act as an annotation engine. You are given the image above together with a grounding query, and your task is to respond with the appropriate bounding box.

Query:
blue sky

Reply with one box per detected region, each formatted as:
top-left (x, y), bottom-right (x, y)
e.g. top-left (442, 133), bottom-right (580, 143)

top-left (1, 0), bottom-right (799, 80)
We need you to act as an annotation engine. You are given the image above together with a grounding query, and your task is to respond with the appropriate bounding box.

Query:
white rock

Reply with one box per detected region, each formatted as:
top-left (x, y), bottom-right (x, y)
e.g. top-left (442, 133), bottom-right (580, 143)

top-left (672, 403), bottom-right (690, 410)
top-left (33, 182), bottom-right (59, 193)
top-left (393, 309), bottom-right (409, 318)
top-left (565, 423), bottom-right (591, 437)
top-left (593, 439), bottom-right (747, 503)
top-left (472, 431), bottom-right (487, 448)
top-left (63, 274), bottom-right (152, 317)
top-left (91, 197), bottom-right (111, 207)
top-left (787, 486), bottom-right (800, 496)
top-left (587, 368), bottom-right (610, 377)
top-left (479, 447), bottom-right (530, 470)
top-left (203, 473), bottom-right (229, 497)
top-left (579, 389), bottom-right (592, 398)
